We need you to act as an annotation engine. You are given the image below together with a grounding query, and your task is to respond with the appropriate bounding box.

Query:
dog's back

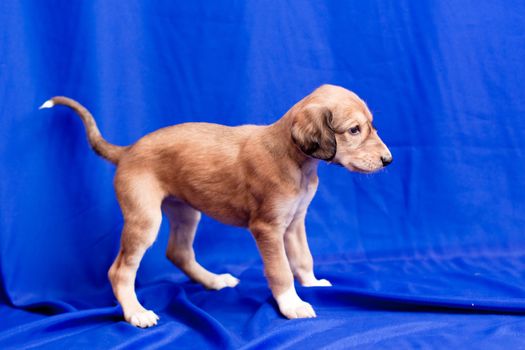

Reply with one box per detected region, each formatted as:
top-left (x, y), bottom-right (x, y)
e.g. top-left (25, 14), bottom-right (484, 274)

top-left (116, 122), bottom-right (265, 227)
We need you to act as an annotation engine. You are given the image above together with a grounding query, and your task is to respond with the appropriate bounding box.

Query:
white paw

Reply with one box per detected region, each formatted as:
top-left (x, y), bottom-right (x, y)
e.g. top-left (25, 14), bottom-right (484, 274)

top-left (128, 310), bottom-right (159, 328)
top-left (276, 287), bottom-right (317, 319)
top-left (280, 300), bottom-right (317, 319)
top-left (207, 273), bottom-right (240, 290)
top-left (300, 272), bottom-right (332, 287)
top-left (302, 278), bottom-right (332, 287)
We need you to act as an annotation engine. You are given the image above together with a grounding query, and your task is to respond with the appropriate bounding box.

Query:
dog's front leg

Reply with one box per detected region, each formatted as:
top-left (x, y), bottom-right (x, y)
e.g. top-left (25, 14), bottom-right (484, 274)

top-left (284, 213), bottom-right (332, 287)
top-left (250, 221), bottom-right (316, 319)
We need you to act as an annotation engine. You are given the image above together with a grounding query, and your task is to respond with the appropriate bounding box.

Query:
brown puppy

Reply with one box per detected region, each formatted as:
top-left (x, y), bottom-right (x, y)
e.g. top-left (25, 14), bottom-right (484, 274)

top-left (40, 84), bottom-right (392, 328)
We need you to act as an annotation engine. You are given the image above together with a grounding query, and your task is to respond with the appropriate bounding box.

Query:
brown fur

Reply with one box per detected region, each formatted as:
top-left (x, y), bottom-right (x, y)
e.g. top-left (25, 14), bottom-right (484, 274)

top-left (45, 84), bottom-right (392, 327)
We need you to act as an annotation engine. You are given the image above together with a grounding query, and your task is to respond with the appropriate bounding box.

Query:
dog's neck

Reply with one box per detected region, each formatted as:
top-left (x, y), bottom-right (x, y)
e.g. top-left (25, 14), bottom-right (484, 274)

top-left (268, 112), bottom-right (320, 176)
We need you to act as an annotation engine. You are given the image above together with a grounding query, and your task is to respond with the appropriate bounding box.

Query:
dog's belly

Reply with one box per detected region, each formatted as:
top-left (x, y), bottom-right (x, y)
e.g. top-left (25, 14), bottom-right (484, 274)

top-left (167, 192), bottom-right (250, 227)
top-left (193, 200), bottom-right (250, 227)
top-left (161, 160), bottom-right (252, 227)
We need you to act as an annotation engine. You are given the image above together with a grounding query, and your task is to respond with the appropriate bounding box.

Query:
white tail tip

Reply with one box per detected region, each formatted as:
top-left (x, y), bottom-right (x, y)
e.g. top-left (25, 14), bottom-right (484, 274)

top-left (39, 100), bottom-right (55, 109)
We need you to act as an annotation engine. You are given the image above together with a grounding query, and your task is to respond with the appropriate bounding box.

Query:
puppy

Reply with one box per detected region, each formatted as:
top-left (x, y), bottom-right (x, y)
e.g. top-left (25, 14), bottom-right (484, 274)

top-left (40, 84), bottom-right (392, 328)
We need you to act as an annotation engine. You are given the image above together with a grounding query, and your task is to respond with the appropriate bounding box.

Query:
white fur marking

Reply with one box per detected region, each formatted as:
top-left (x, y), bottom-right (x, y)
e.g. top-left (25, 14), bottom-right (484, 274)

top-left (276, 286), bottom-right (302, 306)
top-left (206, 273), bottom-right (240, 290)
top-left (301, 272), bottom-right (332, 287)
top-left (129, 310), bottom-right (159, 328)
top-left (39, 100), bottom-right (54, 109)
top-left (276, 286), bottom-right (317, 319)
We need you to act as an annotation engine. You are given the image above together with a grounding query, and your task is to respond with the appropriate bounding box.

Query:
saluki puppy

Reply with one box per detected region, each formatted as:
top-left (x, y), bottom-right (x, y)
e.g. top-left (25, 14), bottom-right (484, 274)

top-left (41, 84), bottom-right (392, 328)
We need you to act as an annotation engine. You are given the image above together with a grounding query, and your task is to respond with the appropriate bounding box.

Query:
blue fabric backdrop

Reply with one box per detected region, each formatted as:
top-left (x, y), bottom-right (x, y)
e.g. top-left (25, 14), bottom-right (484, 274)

top-left (1, 0), bottom-right (525, 348)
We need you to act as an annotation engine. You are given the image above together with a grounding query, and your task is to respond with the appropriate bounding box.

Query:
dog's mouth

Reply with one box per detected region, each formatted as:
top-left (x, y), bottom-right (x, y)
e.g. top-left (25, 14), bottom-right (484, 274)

top-left (345, 163), bottom-right (382, 174)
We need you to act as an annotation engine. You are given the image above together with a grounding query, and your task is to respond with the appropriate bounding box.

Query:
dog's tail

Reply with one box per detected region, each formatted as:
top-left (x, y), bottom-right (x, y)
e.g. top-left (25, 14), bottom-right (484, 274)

top-left (40, 96), bottom-right (128, 165)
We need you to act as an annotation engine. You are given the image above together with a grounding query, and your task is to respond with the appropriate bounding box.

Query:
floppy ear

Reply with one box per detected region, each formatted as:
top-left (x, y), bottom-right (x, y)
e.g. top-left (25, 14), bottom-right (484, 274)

top-left (291, 105), bottom-right (336, 160)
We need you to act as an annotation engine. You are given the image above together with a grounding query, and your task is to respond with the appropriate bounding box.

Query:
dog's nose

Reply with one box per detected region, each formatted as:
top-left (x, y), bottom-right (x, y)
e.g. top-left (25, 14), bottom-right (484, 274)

top-left (381, 156), bottom-right (393, 167)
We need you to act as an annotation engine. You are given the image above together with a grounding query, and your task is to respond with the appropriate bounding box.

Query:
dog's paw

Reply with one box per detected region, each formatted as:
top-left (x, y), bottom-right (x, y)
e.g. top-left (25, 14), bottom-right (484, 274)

top-left (300, 272), bottom-right (332, 287)
top-left (128, 310), bottom-right (159, 328)
top-left (276, 287), bottom-right (317, 319)
top-left (206, 273), bottom-right (240, 290)
top-left (302, 278), bottom-right (332, 287)
top-left (280, 300), bottom-right (317, 319)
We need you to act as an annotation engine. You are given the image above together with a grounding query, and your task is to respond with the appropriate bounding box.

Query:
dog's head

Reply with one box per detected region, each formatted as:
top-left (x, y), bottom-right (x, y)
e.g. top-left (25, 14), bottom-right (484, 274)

top-left (291, 84), bottom-right (392, 173)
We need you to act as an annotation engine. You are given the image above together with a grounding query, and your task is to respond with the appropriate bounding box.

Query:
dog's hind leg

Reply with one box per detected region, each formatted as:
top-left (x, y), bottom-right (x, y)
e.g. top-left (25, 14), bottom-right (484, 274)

top-left (162, 200), bottom-right (239, 290)
top-left (108, 174), bottom-right (164, 328)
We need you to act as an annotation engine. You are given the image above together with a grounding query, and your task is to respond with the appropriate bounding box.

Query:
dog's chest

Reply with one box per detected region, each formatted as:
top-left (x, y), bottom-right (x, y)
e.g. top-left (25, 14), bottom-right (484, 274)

top-left (277, 181), bottom-right (316, 228)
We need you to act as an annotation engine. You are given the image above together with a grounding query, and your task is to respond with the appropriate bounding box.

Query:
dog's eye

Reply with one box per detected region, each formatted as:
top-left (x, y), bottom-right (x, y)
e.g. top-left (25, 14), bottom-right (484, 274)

top-left (349, 125), bottom-right (360, 135)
